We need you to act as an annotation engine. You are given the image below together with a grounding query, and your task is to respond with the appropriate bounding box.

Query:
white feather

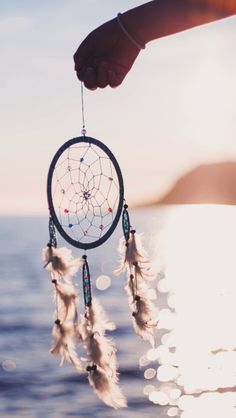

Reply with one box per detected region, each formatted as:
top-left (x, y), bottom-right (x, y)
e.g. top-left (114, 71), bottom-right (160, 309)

top-left (132, 313), bottom-right (157, 348)
top-left (114, 232), bottom-right (150, 276)
top-left (126, 288), bottom-right (158, 348)
top-left (84, 332), bottom-right (118, 381)
top-left (42, 246), bottom-right (82, 279)
top-left (125, 274), bottom-right (136, 302)
top-left (79, 312), bottom-right (92, 341)
top-left (87, 365), bottom-right (127, 409)
top-left (133, 262), bottom-right (154, 281)
top-left (85, 298), bottom-right (116, 333)
top-left (115, 229), bottom-right (159, 347)
top-left (79, 300), bottom-right (119, 382)
top-left (113, 237), bottom-right (128, 275)
top-left (50, 321), bottom-right (84, 372)
top-left (134, 294), bottom-right (157, 321)
top-left (126, 231), bottom-right (145, 263)
top-left (54, 280), bottom-right (78, 323)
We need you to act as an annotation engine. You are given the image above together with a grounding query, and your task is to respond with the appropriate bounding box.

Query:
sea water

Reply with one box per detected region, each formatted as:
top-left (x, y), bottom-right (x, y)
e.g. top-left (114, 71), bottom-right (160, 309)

top-left (1, 206), bottom-right (236, 418)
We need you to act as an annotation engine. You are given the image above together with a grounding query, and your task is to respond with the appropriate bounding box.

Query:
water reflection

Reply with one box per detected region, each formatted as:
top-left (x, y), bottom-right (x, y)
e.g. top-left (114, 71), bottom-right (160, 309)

top-left (144, 205), bottom-right (236, 418)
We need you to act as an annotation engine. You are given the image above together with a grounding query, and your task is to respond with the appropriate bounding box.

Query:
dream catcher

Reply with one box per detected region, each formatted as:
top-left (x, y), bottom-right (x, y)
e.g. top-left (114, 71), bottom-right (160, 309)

top-left (42, 84), bottom-right (158, 408)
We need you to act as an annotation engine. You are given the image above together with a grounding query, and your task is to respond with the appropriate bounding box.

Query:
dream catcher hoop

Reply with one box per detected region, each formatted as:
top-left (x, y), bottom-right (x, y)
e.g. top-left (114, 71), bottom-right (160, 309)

top-left (47, 136), bottom-right (124, 250)
top-left (43, 84), bottom-right (158, 409)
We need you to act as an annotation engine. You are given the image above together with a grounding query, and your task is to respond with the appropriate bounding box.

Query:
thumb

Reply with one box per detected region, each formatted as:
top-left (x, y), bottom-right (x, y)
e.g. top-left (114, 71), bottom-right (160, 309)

top-left (108, 68), bottom-right (126, 88)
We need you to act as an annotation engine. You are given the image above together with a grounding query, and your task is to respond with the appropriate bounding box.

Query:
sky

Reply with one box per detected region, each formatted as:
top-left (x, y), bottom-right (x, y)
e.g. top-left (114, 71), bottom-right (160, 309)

top-left (0, 0), bottom-right (236, 215)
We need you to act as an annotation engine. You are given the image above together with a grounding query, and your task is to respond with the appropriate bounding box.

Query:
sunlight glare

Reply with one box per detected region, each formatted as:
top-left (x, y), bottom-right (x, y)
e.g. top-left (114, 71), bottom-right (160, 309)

top-left (145, 205), bottom-right (236, 416)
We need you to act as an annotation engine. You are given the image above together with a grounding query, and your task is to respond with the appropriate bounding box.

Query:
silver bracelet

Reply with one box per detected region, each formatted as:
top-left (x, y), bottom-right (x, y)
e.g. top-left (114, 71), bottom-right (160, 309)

top-left (117, 13), bottom-right (146, 50)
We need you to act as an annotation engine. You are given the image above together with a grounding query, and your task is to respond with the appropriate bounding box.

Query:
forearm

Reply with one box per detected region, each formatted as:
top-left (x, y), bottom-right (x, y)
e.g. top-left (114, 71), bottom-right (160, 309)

top-left (74, 0), bottom-right (236, 89)
top-left (122, 0), bottom-right (236, 45)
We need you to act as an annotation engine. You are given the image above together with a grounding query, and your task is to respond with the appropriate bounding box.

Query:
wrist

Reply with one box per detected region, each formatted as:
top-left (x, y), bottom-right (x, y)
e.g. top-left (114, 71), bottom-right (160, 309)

top-left (117, 13), bottom-right (146, 50)
top-left (121, 12), bottom-right (149, 46)
top-left (121, 2), bottom-right (159, 45)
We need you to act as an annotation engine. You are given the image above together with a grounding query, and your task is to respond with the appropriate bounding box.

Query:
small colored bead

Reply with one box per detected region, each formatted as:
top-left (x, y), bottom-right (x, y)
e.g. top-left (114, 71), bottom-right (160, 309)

top-left (83, 191), bottom-right (91, 200)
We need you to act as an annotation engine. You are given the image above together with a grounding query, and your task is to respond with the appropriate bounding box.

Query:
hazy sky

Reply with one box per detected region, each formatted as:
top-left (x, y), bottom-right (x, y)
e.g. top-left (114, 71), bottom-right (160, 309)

top-left (0, 1), bottom-right (236, 215)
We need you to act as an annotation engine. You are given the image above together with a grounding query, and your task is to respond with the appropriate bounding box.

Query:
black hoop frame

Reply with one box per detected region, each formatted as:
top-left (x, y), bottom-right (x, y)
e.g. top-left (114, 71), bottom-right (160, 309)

top-left (47, 136), bottom-right (124, 250)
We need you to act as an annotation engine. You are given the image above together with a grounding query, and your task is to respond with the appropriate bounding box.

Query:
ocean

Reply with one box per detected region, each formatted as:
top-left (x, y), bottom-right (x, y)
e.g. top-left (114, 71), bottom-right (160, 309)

top-left (1, 205), bottom-right (236, 418)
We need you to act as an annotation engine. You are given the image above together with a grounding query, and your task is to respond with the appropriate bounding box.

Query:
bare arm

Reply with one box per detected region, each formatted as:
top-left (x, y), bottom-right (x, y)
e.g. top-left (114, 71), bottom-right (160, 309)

top-left (74, 0), bottom-right (236, 90)
top-left (122, 0), bottom-right (236, 43)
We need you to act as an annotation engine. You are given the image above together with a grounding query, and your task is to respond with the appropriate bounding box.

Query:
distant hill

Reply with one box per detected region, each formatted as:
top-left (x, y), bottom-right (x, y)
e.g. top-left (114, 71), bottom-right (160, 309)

top-left (157, 162), bottom-right (236, 205)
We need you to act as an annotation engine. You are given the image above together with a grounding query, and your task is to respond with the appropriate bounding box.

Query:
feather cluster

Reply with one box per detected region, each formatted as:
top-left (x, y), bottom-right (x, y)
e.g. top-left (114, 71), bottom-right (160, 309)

top-left (43, 245), bottom-right (126, 408)
top-left (80, 299), bottom-right (127, 409)
top-left (43, 245), bottom-right (84, 371)
top-left (54, 280), bottom-right (79, 323)
top-left (115, 230), bottom-right (158, 347)
top-left (87, 364), bottom-right (127, 410)
top-left (42, 244), bottom-right (82, 280)
top-left (50, 319), bottom-right (83, 372)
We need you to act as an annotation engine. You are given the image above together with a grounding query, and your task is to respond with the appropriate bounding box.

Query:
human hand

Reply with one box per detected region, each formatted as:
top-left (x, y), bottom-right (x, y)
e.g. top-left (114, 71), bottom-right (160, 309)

top-left (73, 17), bottom-right (141, 90)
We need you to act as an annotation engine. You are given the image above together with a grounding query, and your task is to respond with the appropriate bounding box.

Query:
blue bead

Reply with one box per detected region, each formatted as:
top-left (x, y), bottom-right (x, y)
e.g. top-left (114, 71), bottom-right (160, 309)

top-left (68, 223), bottom-right (73, 228)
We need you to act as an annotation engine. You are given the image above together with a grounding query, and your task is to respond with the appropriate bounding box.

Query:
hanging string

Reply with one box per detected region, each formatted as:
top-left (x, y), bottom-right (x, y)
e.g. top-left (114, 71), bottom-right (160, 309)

top-left (81, 82), bottom-right (87, 136)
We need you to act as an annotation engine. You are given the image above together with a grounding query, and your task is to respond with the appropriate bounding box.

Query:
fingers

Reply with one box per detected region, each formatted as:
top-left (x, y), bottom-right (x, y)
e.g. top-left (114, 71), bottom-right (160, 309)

top-left (108, 69), bottom-right (123, 88)
top-left (97, 62), bottom-right (108, 88)
top-left (75, 62), bottom-right (125, 90)
top-left (83, 67), bottom-right (97, 90)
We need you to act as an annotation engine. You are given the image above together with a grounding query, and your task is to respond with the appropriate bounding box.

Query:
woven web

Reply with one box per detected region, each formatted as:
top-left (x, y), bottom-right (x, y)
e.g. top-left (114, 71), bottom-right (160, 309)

top-left (51, 142), bottom-right (120, 244)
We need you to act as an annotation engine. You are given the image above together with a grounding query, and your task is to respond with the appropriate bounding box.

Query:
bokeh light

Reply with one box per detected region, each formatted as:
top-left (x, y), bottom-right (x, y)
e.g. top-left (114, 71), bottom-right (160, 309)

top-left (143, 385), bottom-right (156, 396)
top-left (149, 390), bottom-right (169, 405)
top-left (168, 407), bottom-right (179, 417)
top-left (95, 275), bottom-right (111, 291)
top-left (2, 359), bottom-right (16, 372)
top-left (144, 368), bottom-right (156, 380)
top-left (157, 365), bottom-right (179, 382)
